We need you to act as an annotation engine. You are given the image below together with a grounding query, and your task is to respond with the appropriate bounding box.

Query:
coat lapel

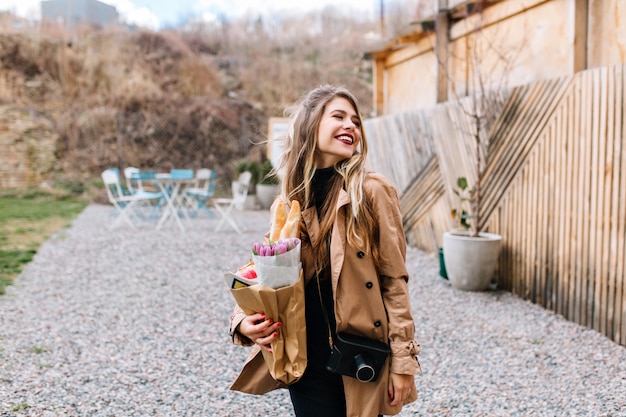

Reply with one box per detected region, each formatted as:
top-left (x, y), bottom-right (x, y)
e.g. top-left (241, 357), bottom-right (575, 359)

top-left (301, 206), bottom-right (320, 248)
top-left (301, 205), bottom-right (320, 283)
top-left (330, 189), bottom-right (350, 295)
top-left (301, 189), bottom-right (350, 293)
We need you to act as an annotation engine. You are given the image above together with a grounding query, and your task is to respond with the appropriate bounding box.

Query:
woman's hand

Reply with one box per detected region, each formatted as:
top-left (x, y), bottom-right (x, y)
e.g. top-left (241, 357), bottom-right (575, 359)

top-left (237, 312), bottom-right (282, 353)
top-left (388, 372), bottom-right (415, 406)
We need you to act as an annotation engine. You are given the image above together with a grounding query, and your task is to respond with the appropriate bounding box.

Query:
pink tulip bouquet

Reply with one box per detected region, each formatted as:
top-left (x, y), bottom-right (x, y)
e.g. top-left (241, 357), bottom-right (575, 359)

top-left (252, 238), bottom-right (300, 257)
top-left (252, 238), bottom-right (301, 289)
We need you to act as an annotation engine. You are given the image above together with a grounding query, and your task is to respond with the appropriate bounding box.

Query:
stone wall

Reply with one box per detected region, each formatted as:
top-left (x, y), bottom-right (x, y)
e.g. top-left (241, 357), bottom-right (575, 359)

top-left (0, 106), bottom-right (58, 189)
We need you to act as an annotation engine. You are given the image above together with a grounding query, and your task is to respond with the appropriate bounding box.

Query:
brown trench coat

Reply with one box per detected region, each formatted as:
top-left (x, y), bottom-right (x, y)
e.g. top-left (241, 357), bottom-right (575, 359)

top-left (229, 172), bottom-right (421, 417)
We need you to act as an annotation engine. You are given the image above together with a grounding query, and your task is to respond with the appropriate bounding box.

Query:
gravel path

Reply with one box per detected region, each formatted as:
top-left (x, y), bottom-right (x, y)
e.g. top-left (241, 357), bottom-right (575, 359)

top-left (1, 204), bottom-right (625, 416)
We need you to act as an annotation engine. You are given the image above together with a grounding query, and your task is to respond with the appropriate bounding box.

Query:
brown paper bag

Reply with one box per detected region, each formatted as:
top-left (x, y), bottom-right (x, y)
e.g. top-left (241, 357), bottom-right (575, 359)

top-left (229, 270), bottom-right (307, 385)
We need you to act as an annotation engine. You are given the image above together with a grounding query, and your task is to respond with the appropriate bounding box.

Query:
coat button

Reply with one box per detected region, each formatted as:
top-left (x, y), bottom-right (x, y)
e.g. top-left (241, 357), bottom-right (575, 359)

top-left (366, 282), bottom-right (373, 289)
top-left (357, 251), bottom-right (365, 258)
top-left (374, 320), bottom-right (381, 327)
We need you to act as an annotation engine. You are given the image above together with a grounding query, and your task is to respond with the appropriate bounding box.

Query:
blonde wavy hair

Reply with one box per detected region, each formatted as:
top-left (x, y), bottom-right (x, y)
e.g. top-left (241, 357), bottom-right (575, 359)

top-left (277, 85), bottom-right (379, 273)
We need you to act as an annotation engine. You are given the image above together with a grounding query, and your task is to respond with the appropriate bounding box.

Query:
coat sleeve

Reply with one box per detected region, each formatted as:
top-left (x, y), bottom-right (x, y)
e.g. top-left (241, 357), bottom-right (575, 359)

top-left (366, 174), bottom-right (421, 375)
top-left (380, 275), bottom-right (422, 374)
top-left (229, 304), bottom-right (255, 346)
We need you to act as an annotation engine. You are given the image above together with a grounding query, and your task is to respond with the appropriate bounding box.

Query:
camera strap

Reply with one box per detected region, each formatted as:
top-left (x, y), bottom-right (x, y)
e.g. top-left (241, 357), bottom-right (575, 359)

top-left (316, 275), bottom-right (335, 351)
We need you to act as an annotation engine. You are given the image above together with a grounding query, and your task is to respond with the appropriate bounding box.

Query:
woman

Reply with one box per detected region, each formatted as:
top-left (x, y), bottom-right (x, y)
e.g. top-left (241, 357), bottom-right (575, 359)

top-left (229, 85), bottom-right (421, 417)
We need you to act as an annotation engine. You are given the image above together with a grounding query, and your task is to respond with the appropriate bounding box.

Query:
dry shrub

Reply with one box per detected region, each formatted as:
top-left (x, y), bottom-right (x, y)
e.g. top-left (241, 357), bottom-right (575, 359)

top-left (176, 56), bottom-right (222, 98)
top-left (135, 29), bottom-right (191, 60)
top-left (0, 34), bottom-right (40, 76)
top-left (111, 69), bottom-right (163, 104)
top-left (204, 9), bottom-right (377, 115)
top-left (0, 33), bottom-right (44, 104)
top-left (54, 96), bottom-right (265, 190)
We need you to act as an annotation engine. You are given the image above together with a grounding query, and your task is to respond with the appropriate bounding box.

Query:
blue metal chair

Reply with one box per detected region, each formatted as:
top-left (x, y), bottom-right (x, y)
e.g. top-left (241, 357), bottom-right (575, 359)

top-left (129, 170), bottom-right (163, 219)
top-left (184, 169), bottom-right (217, 217)
top-left (169, 169), bottom-right (195, 219)
top-left (101, 170), bottom-right (162, 229)
top-left (130, 170), bottom-right (159, 190)
top-left (105, 167), bottom-right (131, 196)
top-left (170, 169), bottom-right (194, 179)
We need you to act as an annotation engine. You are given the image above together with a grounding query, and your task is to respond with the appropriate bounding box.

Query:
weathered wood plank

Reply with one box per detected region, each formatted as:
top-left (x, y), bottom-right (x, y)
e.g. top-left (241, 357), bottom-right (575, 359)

top-left (546, 115), bottom-right (557, 310)
top-left (605, 66), bottom-right (620, 341)
top-left (597, 66), bottom-right (611, 335)
top-left (555, 103), bottom-right (568, 316)
top-left (579, 69), bottom-right (592, 327)
top-left (589, 67), bottom-right (602, 331)
top-left (568, 75), bottom-right (582, 323)
top-left (617, 67), bottom-right (626, 346)
top-left (481, 78), bottom-right (572, 228)
top-left (537, 147), bottom-right (545, 303)
top-left (528, 160), bottom-right (536, 300)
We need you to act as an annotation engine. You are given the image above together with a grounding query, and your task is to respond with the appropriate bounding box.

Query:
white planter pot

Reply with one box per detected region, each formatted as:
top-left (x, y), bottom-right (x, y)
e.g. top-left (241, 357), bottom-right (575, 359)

top-left (243, 195), bottom-right (257, 210)
top-left (255, 184), bottom-right (279, 209)
top-left (442, 231), bottom-right (502, 291)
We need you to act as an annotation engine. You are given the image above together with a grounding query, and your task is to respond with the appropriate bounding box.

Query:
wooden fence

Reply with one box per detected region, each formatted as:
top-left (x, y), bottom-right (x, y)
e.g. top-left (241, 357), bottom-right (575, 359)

top-left (364, 65), bottom-right (626, 346)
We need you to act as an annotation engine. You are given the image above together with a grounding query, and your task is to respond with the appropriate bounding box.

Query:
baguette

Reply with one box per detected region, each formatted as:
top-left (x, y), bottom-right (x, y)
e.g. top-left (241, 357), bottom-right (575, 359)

top-left (279, 200), bottom-right (301, 239)
top-left (269, 199), bottom-right (287, 241)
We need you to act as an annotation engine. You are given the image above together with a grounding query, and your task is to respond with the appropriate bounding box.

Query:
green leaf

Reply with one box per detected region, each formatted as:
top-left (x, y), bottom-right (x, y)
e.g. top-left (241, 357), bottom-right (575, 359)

top-left (460, 210), bottom-right (471, 229)
top-left (456, 177), bottom-right (468, 190)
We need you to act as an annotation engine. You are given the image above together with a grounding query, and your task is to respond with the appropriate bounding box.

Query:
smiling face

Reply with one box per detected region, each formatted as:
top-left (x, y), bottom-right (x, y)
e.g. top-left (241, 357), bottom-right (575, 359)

top-left (315, 97), bottom-right (362, 168)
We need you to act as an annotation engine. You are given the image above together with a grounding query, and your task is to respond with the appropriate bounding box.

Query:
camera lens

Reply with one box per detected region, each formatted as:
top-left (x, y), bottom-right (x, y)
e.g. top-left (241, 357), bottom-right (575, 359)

top-left (353, 354), bottom-right (375, 382)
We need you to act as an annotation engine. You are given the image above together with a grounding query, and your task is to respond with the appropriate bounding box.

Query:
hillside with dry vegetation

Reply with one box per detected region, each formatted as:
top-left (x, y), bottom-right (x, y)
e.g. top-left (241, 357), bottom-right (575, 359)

top-left (0, 9), bottom-right (382, 194)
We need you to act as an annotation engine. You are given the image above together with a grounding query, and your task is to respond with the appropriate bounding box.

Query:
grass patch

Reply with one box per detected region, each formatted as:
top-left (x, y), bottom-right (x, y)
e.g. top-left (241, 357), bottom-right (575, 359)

top-left (28, 345), bottom-right (48, 354)
top-left (0, 190), bottom-right (87, 295)
top-left (12, 402), bottom-right (30, 412)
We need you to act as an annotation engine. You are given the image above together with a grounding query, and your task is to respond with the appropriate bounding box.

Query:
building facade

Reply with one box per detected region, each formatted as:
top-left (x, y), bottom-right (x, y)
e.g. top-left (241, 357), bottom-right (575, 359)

top-left (367, 0), bottom-right (626, 115)
top-left (41, 0), bottom-right (118, 30)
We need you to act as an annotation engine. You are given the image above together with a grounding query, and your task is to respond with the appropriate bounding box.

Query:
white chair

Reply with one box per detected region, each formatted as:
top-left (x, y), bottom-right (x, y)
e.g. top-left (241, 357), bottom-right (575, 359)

top-left (124, 167), bottom-right (141, 193)
top-left (184, 169), bottom-right (217, 217)
top-left (103, 167), bottom-right (133, 196)
top-left (213, 171), bottom-right (252, 234)
top-left (101, 170), bottom-right (162, 229)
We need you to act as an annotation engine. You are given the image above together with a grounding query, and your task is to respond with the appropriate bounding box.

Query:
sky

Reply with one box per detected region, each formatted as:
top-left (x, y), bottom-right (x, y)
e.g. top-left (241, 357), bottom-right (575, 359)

top-left (0, 0), bottom-right (379, 30)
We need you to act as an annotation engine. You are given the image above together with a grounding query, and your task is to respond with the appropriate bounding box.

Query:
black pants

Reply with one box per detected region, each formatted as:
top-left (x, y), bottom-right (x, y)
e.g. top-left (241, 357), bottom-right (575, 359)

top-left (288, 367), bottom-right (384, 417)
top-left (288, 366), bottom-right (346, 417)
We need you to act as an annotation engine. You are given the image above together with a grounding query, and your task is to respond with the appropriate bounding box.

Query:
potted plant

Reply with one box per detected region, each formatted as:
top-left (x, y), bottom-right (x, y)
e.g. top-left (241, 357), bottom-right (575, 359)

top-left (441, 77), bottom-right (505, 290)
top-left (438, 4), bottom-right (515, 291)
top-left (442, 173), bottom-right (502, 291)
top-left (255, 159), bottom-right (280, 209)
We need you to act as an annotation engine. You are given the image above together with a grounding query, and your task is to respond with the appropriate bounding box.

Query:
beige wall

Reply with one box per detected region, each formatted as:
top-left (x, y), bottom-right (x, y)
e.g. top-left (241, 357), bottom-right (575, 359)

top-left (503, 0), bottom-right (573, 84)
top-left (449, 0), bottom-right (573, 97)
top-left (470, 0), bottom-right (573, 92)
top-left (371, 0), bottom-right (625, 115)
top-left (588, 0), bottom-right (626, 67)
top-left (384, 39), bottom-right (438, 113)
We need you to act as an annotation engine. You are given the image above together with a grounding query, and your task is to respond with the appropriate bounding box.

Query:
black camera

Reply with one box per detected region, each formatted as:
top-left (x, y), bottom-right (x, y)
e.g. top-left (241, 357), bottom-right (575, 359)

top-left (325, 332), bottom-right (390, 382)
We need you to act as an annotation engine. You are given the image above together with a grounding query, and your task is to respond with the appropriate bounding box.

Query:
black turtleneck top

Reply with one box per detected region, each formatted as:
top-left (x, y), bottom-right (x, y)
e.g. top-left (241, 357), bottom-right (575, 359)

top-left (312, 166), bottom-right (336, 216)
top-left (305, 167), bottom-right (338, 370)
